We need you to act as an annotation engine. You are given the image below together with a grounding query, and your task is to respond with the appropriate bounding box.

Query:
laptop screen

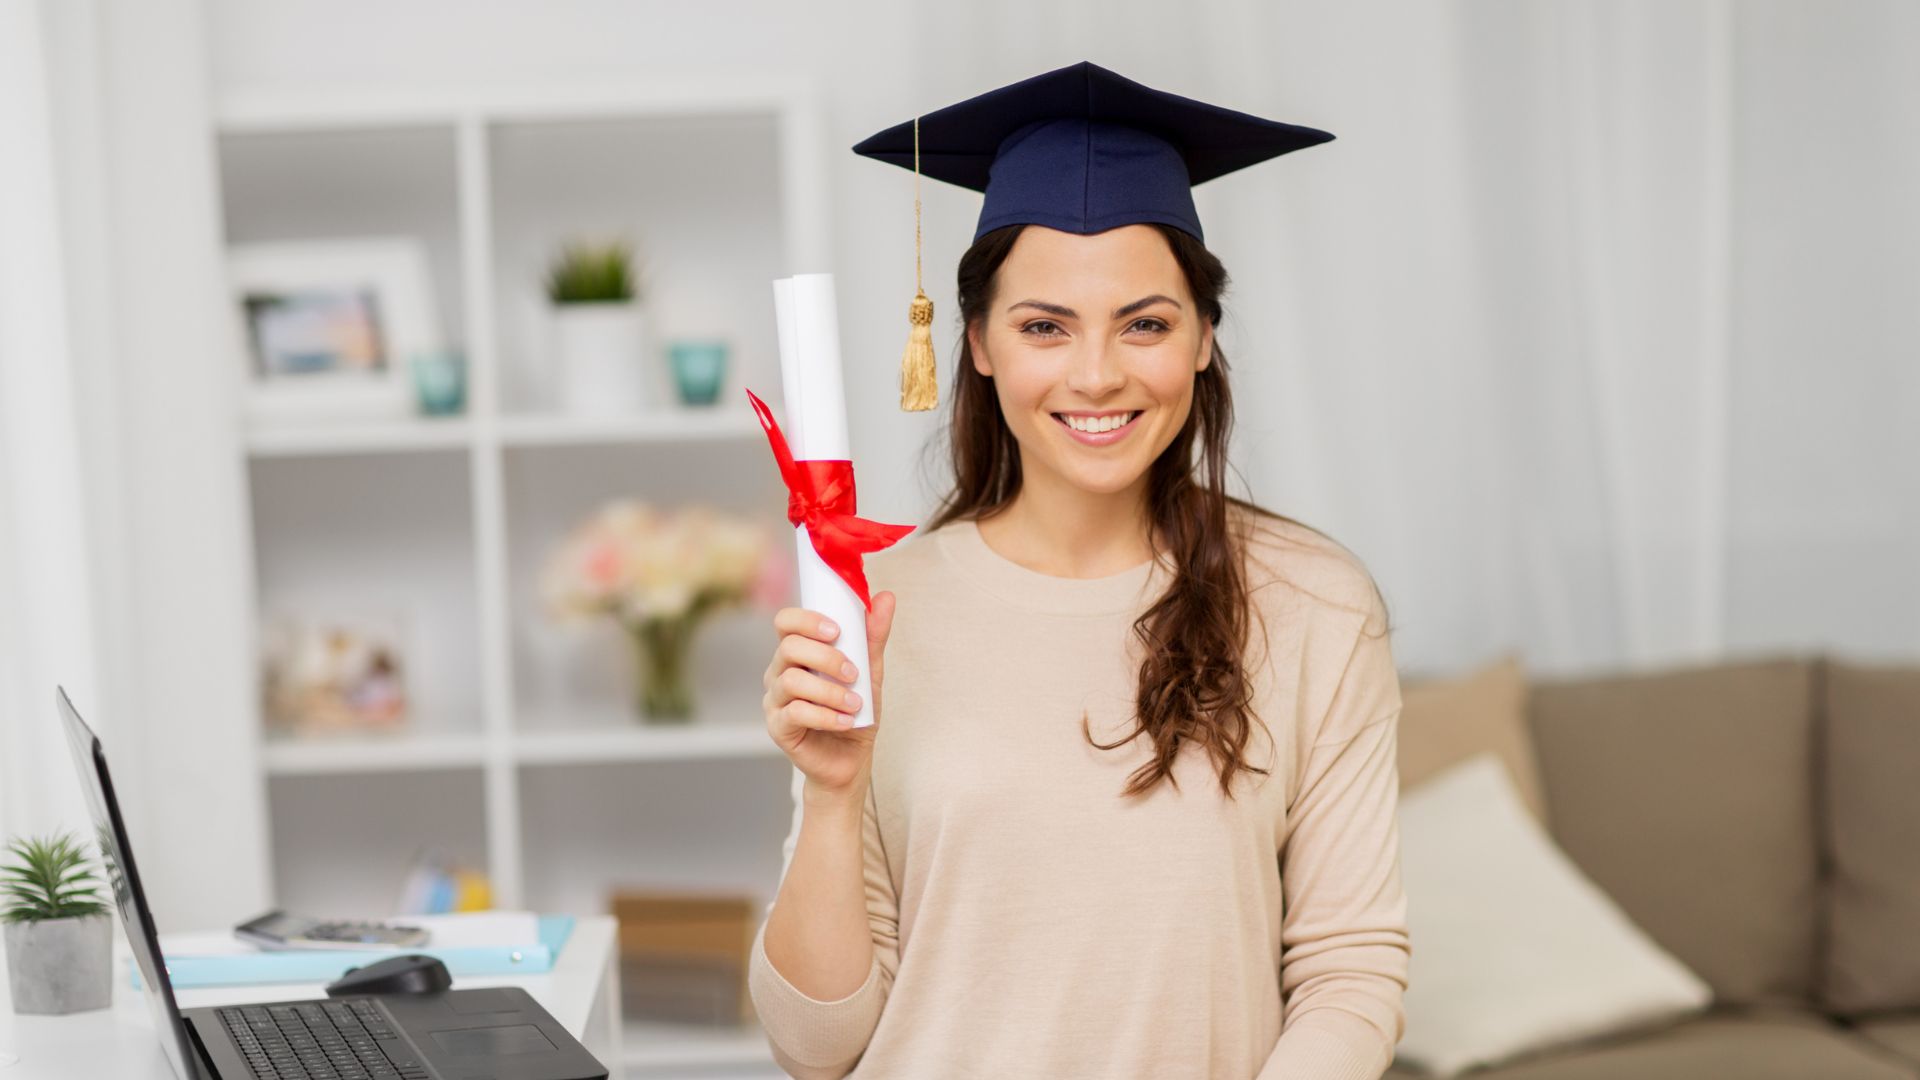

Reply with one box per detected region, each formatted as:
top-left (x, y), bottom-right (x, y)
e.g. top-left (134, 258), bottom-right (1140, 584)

top-left (56, 687), bottom-right (201, 1080)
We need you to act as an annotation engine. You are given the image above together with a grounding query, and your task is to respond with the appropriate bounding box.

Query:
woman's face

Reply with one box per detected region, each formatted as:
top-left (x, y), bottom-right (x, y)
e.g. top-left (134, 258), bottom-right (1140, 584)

top-left (968, 224), bottom-right (1213, 499)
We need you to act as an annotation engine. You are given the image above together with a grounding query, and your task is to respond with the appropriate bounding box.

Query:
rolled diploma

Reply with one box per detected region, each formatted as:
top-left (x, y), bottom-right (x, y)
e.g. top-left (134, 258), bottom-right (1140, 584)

top-left (772, 273), bottom-right (876, 729)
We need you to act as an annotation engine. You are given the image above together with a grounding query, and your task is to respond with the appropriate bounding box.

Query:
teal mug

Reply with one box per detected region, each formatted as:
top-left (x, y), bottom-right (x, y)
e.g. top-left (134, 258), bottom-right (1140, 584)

top-left (410, 349), bottom-right (467, 416)
top-left (668, 339), bottom-right (729, 406)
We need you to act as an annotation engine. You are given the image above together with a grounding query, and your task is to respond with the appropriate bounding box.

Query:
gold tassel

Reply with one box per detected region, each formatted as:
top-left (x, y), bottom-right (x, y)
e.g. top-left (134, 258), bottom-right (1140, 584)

top-left (901, 289), bottom-right (937, 410)
top-left (901, 115), bottom-right (938, 411)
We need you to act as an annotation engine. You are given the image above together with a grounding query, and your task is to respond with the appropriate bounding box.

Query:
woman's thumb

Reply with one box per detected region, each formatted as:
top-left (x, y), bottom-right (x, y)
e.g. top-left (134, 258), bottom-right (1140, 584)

top-left (867, 590), bottom-right (896, 651)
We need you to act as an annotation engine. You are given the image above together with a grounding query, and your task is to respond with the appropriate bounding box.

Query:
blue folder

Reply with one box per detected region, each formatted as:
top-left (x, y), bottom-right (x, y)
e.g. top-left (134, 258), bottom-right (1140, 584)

top-left (133, 914), bottom-right (575, 989)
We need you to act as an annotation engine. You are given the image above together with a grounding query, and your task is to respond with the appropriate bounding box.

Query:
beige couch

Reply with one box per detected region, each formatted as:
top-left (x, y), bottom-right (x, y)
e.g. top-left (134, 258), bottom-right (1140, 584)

top-left (1386, 655), bottom-right (1920, 1079)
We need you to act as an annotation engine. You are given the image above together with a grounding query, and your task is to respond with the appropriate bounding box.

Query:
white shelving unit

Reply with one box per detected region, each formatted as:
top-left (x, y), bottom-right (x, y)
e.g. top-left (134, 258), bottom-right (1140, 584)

top-left (217, 76), bottom-right (827, 1078)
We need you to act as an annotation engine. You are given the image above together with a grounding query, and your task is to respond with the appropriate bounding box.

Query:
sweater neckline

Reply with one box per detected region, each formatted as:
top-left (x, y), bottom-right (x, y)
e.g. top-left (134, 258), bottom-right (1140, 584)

top-left (935, 517), bottom-right (1170, 616)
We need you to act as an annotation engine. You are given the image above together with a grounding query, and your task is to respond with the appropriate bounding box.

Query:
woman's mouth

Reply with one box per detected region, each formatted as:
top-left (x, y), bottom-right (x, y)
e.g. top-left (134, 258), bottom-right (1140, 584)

top-left (1051, 409), bottom-right (1143, 446)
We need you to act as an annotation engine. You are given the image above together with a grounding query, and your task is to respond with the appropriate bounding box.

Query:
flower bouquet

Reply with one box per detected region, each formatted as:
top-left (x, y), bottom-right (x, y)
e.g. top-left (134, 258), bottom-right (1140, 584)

top-left (541, 500), bottom-right (787, 722)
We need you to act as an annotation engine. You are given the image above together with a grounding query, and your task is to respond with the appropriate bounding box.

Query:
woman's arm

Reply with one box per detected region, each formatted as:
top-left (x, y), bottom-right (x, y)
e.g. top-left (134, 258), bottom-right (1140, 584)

top-left (749, 770), bottom-right (901, 1079)
top-left (1257, 594), bottom-right (1411, 1080)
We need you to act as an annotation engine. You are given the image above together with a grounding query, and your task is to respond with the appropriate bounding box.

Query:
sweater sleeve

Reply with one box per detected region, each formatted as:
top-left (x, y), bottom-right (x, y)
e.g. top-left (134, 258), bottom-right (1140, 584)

top-left (1257, 599), bottom-right (1411, 1080)
top-left (748, 767), bottom-right (901, 1079)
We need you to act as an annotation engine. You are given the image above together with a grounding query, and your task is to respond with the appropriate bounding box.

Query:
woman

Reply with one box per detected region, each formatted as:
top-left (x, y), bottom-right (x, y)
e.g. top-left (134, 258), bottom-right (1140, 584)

top-left (751, 62), bottom-right (1410, 1079)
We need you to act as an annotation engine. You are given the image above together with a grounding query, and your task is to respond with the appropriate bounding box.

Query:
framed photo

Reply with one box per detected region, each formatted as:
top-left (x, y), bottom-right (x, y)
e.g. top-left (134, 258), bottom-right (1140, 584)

top-left (227, 238), bottom-right (442, 424)
top-left (259, 608), bottom-right (413, 736)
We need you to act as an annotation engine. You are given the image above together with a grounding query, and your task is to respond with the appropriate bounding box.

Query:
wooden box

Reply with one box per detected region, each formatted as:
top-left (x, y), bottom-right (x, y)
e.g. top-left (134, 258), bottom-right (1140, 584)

top-left (610, 889), bottom-right (759, 1026)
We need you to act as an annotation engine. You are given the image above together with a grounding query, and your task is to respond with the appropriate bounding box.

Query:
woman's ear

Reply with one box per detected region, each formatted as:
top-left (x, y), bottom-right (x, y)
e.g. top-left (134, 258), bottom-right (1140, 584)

top-left (968, 319), bottom-right (993, 377)
top-left (1195, 319), bottom-right (1215, 372)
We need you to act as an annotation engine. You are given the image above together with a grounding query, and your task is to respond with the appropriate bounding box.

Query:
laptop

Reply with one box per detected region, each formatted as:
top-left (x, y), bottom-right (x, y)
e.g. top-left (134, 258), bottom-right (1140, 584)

top-left (55, 686), bottom-right (609, 1080)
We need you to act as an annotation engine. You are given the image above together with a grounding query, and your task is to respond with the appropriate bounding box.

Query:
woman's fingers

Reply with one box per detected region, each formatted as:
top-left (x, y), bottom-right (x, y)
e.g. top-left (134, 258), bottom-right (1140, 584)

top-left (774, 664), bottom-right (862, 716)
top-left (774, 632), bottom-right (858, 683)
top-left (764, 607), bottom-right (859, 694)
top-left (772, 605), bottom-right (840, 643)
top-left (775, 694), bottom-right (862, 733)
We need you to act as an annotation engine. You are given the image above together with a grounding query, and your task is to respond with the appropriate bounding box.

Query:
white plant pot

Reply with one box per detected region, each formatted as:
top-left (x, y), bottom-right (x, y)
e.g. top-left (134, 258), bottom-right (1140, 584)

top-left (552, 302), bottom-right (647, 415)
top-left (5, 913), bottom-right (113, 1015)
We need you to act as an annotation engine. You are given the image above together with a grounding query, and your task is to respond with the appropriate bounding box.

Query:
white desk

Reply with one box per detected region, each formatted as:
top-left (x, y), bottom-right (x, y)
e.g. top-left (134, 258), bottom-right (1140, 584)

top-left (0, 915), bottom-right (623, 1079)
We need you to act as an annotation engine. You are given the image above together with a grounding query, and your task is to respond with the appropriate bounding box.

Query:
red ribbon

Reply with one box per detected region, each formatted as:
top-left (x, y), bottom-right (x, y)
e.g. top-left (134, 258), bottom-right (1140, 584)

top-left (745, 388), bottom-right (915, 611)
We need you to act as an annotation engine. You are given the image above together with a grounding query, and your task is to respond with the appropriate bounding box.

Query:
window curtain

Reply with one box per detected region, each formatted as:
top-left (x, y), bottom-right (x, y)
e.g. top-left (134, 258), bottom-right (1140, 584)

top-left (0, 0), bottom-right (108, 846)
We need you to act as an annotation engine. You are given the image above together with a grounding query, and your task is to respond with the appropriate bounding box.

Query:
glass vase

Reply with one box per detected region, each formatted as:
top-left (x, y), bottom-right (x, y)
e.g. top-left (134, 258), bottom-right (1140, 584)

top-left (630, 617), bottom-right (697, 723)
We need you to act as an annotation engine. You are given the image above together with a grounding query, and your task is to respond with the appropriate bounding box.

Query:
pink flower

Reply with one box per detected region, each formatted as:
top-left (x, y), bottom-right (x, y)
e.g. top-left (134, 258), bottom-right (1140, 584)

top-left (582, 538), bottom-right (624, 590)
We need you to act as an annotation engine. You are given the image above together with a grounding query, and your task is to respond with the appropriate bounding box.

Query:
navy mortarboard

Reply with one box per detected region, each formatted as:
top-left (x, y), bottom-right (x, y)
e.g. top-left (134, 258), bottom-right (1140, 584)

top-left (853, 60), bottom-right (1335, 411)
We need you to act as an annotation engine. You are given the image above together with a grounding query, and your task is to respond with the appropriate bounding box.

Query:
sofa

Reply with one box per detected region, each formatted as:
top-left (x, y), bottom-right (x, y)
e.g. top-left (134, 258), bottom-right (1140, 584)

top-left (1384, 654), bottom-right (1920, 1079)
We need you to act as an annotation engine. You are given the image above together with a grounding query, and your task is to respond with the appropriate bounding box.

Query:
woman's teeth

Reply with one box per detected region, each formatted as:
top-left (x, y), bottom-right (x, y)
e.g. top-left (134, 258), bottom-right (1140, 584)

top-left (1057, 411), bottom-right (1138, 433)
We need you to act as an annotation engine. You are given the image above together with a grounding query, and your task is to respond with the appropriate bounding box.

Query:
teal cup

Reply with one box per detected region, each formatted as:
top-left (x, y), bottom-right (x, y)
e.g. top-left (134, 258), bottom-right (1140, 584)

top-left (668, 340), bottom-right (729, 406)
top-left (411, 349), bottom-right (467, 416)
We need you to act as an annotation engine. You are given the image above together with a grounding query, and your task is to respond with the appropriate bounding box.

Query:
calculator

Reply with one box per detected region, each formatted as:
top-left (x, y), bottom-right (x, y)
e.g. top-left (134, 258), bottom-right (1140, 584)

top-left (234, 909), bottom-right (431, 951)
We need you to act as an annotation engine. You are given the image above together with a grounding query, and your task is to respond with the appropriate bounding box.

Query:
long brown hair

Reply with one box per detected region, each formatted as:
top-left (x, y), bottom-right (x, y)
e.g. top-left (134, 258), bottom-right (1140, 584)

top-left (923, 222), bottom-right (1389, 800)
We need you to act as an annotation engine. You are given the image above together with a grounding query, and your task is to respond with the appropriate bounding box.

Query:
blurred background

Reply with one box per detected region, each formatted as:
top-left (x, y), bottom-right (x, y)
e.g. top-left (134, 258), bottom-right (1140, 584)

top-left (1, 1), bottom-right (1916, 1077)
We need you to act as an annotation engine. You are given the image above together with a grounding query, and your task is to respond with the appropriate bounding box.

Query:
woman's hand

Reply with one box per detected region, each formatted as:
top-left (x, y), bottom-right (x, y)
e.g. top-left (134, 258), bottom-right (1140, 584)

top-left (762, 590), bottom-right (895, 800)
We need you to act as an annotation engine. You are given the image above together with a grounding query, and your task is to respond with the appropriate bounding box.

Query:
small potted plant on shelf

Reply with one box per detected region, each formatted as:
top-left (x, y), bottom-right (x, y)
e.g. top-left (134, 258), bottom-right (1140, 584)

top-left (3, 831), bottom-right (113, 1015)
top-left (545, 237), bottom-right (648, 416)
top-left (541, 500), bottom-right (789, 723)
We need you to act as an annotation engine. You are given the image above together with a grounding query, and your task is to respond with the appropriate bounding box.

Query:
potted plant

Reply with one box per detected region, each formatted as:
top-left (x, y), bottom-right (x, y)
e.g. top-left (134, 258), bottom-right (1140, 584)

top-left (541, 500), bottom-right (789, 722)
top-left (3, 831), bottom-right (113, 1015)
top-left (545, 237), bottom-right (648, 415)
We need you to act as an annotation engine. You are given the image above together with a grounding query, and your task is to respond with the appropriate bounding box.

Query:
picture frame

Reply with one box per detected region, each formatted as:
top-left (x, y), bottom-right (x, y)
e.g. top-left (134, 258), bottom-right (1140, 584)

top-left (227, 237), bottom-right (442, 424)
top-left (259, 607), bottom-right (413, 736)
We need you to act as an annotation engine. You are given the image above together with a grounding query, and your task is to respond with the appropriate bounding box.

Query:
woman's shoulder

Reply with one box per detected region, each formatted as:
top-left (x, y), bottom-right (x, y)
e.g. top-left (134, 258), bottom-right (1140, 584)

top-left (862, 517), bottom-right (951, 596)
top-left (1231, 501), bottom-right (1388, 632)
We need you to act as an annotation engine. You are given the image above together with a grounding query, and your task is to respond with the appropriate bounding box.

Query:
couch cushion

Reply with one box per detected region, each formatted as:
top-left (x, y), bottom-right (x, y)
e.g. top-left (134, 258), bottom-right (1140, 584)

top-left (1394, 754), bottom-right (1711, 1078)
top-left (1386, 1009), bottom-right (1916, 1080)
top-left (1855, 1017), bottom-right (1920, 1072)
top-left (1822, 659), bottom-right (1920, 1015)
top-left (1399, 652), bottom-right (1550, 825)
top-left (1526, 657), bottom-right (1819, 1006)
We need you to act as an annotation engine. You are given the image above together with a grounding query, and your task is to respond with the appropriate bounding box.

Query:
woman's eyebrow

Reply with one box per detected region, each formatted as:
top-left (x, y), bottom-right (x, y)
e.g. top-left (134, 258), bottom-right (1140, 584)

top-left (1008, 295), bottom-right (1183, 319)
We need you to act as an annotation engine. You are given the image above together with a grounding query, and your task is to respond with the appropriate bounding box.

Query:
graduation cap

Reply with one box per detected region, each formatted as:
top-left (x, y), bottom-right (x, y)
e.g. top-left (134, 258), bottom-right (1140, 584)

top-left (853, 60), bottom-right (1335, 411)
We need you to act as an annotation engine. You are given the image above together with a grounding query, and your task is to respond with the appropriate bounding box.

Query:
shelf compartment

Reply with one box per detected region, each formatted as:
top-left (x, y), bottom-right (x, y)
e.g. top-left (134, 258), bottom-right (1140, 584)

top-left (487, 111), bottom-right (785, 415)
top-left (218, 123), bottom-right (468, 347)
top-left (249, 452), bottom-right (486, 739)
top-left (266, 769), bottom-right (489, 919)
top-left (516, 757), bottom-right (794, 921)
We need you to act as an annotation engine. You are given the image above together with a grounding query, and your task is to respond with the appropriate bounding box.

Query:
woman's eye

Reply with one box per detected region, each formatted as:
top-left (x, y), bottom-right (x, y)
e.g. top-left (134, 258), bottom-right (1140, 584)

top-left (1020, 320), bottom-right (1064, 338)
top-left (1128, 318), bottom-right (1170, 334)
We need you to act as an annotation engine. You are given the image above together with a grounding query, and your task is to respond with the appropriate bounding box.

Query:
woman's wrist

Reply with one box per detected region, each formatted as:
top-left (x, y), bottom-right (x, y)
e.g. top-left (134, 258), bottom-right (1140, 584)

top-left (802, 775), bottom-right (868, 819)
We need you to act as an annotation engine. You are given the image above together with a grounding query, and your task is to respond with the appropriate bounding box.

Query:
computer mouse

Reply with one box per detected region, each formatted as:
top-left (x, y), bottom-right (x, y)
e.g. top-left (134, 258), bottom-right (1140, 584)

top-left (325, 953), bottom-right (453, 997)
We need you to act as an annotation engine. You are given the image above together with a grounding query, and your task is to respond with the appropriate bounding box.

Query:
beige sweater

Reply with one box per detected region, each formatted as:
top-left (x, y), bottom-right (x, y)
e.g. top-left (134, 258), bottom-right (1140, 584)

top-left (749, 507), bottom-right (1410, 1078)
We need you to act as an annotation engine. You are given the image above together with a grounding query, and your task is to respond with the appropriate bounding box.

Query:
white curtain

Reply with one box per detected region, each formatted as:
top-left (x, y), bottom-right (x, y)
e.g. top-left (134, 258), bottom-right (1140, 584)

top-left (0, 0), bottom-right (267, 929)
top-left (0, 0), bottom-right (107, 848)
top-left (881, 0), bottom-right (1918, 677)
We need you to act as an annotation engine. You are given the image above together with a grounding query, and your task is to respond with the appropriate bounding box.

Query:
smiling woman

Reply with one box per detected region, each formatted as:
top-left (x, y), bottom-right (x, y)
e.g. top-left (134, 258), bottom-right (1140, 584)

top-left (960, 225), bottom-right (1215, 555)
top-left (751, 60), bottom-right (1408, 1080)
top-left (938, 218), bottom-right (1335, 798)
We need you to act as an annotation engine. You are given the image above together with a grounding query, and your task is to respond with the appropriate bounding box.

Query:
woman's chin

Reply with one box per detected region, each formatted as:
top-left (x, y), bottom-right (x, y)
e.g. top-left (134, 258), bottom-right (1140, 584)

top-left (1049, 460), bottom-right (1148, 497)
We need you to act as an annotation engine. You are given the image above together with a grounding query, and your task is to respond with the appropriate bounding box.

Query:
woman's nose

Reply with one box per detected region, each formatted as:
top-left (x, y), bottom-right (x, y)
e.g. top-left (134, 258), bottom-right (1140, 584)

top-left (1064, 339), bottom-right (1125, 397)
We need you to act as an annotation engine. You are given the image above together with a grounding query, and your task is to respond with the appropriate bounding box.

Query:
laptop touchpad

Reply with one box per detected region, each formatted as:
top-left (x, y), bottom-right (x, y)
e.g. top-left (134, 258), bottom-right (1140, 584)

top-left (431, 1024), bottom-right (557, 1057)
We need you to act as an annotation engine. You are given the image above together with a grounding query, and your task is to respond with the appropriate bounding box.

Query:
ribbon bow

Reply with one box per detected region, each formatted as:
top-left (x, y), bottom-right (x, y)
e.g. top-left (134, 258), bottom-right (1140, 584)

top-left (745, 388), bottom-right (915, 610)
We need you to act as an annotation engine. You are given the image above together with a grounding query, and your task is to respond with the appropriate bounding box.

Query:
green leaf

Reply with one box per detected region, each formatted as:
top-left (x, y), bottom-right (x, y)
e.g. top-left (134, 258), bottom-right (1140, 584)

top-left (544, 238), bottom-right (639, 304)
top-left (1, 830), bottom-right (107, 922)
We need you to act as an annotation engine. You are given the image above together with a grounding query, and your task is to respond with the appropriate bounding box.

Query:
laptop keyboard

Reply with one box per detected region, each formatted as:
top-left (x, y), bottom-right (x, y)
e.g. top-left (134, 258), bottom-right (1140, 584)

top-left (217, 999), bottom-right (431, 1080)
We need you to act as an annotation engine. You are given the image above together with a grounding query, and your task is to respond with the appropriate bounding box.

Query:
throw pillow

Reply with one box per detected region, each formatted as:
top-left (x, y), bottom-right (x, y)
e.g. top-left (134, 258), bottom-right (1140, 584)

top-left (1392, 752), bottom-right (1713, 1077)
top-left (1398, 652), bottom-right (1549, 826)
